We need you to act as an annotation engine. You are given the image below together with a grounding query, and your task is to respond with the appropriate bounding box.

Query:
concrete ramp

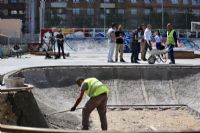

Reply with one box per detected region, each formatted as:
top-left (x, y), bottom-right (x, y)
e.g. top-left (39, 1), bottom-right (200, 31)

top-left (9, 65), bottom-right (200, 131)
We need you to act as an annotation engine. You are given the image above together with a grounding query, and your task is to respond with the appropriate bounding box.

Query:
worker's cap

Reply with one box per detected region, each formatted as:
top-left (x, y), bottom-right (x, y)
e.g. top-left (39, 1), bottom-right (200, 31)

top-left (75, 76), bottom-right (85, 82)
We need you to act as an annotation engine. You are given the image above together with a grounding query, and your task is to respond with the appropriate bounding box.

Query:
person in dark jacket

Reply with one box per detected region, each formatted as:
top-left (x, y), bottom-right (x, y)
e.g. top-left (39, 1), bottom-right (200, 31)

top-left (131, 27), bottom-right (142, 63)
top-left (115, 24), bottom-right (125, 62)
top-left (56, 29), bottom-right (65, 59)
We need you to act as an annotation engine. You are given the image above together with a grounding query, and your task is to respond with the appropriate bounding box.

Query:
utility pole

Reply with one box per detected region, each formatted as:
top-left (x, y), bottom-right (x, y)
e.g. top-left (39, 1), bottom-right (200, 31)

top-left (162, 0), bottom-right (164, 30)
top-left (39, 0), bottom-right (45, 32)
top-left (30, 0), bottom-right (35, 42)
top-left (103, 0), bottom-right (106, 35)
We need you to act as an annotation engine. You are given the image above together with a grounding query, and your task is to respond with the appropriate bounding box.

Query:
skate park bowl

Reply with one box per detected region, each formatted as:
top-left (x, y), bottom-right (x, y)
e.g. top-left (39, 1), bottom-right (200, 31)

top-left (1, 65), bottom-right (200, 132)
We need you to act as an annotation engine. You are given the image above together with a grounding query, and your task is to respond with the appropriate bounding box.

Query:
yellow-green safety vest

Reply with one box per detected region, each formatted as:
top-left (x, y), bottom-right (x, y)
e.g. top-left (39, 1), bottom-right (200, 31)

top-left (167, 29), bottom-right (176, 45)
top-left (83, 78), bottom-right (109, 97)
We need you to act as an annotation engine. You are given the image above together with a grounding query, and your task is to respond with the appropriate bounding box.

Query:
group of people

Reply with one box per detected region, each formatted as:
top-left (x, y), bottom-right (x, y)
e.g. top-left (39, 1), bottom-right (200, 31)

top-left (44, 29), bottom-right (66, 59)
top-left (107, 23), bottom-right (178, 64)
top-left (107, 23), bottom-right (126, 63)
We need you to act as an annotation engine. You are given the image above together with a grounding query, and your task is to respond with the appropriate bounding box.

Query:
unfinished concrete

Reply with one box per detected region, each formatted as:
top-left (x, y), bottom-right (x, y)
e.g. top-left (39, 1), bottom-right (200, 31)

top-left (6, 65), bottom-right (200, 131)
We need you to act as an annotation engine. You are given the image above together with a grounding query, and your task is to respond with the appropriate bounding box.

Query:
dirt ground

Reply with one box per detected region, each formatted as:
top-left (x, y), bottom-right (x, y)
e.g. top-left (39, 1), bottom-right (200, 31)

top-left (0, 94), bottom-right (16, 125)
top-left (90, 109), bottom-right (200, 132)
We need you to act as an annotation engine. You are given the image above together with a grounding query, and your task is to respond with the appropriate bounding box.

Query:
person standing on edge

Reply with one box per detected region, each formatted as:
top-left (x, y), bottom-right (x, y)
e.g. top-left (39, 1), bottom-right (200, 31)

top-left (56, 29), bottom-right (65, 59)
top-left (107, 23), bottom-right (117, 63)
top-left (167, 23), bottom-right (177, 64)
top-left (131, 27), bottom-right (141, 63)
top-left (115, 24), bottom-right (125, 62)
top-left (71, 77), bottom-right (109, 130)
top-left (143, 24), bottom-right (152, 61)
top-left (140, 24), bottom-right (146, 61)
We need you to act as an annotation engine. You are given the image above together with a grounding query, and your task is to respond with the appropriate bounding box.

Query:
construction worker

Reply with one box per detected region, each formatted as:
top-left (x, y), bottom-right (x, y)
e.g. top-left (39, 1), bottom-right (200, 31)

top-left (70, 77), bottom-right (109, 130)
top-left (167, 23), bottom-right (177, 64)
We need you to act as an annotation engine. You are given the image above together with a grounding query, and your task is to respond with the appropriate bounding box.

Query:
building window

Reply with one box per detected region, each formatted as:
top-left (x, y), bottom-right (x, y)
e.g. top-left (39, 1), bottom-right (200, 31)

top-left (118, 0), bottom-right (124, 2)
top-left (131, 0), bottom-right (137, 3)
top-left (86, 0), bottom-right (94, 3)
top-left (10, 0), bottom-right (17, 3)
top-left (57, 14), bottom-right (66, 19)
top-left (171, 9), bottom-right (178, 15)
top-left (131, 9), bottom-right (137, 15)
top-left (118, 9), bottom-right (124, 14)
top-left (144, 0), bottom-right (151, 4)
top-left (171, 0), bottom-right (178, 4)
top-left (157, 8), bottom-right (162, 13)
top-left (192, 9), bottom-right (200, 15)
top-left (57, 9), bottom-right (62, 14)
top-left (73, 0), bottom-right (79, 3)
top-left (73, 8), bottom-right (80, 15)
top-left (87, 8), bottom-right (94, 15)
top-left (106, 9), bottom-right (110, 14)
top-left (104, 0), bottom-right (110, 3)
top-left (183, 0), bottom-right (189, 4)
top-left (144, 9), bottom-right (150, 15)
top-left (192, 0), bottom-right (200, 5)
top-left (19, 10), bottom-right (24, 14)
top-left (156, 0), bottom-right (163, 4)
top-left (11, 10), bottom-right (17, 14)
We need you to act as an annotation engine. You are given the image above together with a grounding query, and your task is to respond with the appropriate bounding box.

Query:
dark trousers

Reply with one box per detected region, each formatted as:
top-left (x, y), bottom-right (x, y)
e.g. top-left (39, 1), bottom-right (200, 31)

top-left (156, 42), bottom-right (165, 50)
top-left (131, 42), bottom-right (139, 62)
top-left (57, 43), bottom-right (65, 58)
top-left (141, 41), bottom-right (152, 60)
top-left (168, 44), bottom-right (175, 63)
top-left (82, 93), bottom-right (108, 130)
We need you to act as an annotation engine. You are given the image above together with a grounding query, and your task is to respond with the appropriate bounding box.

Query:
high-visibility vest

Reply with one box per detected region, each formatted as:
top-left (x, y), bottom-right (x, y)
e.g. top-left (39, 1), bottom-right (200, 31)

top-left (167, 30), bottom-right (176, 45)
top-left (83, 78), bottom-right (109, 97)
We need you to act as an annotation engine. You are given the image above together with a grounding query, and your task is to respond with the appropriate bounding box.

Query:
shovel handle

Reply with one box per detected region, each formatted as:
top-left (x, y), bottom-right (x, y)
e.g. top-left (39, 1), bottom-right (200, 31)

top-left (47, 107), bottom-right (84, 116)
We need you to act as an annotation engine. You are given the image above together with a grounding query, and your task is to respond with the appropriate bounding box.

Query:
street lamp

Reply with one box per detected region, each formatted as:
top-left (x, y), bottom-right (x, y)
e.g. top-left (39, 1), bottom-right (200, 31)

top-left (162, 0), bottom-right (164, 30)
top-left (39, 0), bottom-right (45, 32)
top-left (104, 0), bottom-right (106, 35)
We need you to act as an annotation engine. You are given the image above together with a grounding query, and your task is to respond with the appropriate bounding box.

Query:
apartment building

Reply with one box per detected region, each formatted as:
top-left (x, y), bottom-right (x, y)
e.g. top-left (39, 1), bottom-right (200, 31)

top-left (0, 0), bottom-right (27, 32)
top-left (43, 0), bottom-right (200, 29)
top-left (1, 0), bottom-right (200, 33)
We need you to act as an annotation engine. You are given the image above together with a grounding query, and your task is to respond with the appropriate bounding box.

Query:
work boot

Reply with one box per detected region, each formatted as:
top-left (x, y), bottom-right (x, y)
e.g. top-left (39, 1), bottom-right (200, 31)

top-left (55, 55), bottom-right (61, 59)
top-left (120, 58), bottom-right (126, 62)
top-left (169, 62), bottom-right (175, 64)
top-left (142, 58), bottom-right (147, 61)
top-left (108, 59), bottom-right (114, 63)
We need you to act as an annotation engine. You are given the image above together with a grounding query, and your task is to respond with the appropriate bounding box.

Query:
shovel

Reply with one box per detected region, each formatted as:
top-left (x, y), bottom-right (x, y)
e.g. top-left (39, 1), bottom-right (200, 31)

top-left (47, 107), bottom-right (84, 116)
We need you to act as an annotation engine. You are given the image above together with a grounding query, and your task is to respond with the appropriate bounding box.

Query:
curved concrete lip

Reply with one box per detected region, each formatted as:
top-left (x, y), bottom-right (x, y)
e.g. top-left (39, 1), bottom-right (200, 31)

top-left (0, 84), bottom-right (33, 92)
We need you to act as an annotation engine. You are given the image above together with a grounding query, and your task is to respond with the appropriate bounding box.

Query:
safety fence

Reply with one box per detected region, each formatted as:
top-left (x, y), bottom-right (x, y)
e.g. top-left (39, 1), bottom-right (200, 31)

top-left (0, 29), bottom-right (200, 58)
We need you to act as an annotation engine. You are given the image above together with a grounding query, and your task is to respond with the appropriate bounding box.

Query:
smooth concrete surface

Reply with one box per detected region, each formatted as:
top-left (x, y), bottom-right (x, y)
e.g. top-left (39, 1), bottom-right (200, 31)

top-left (4, 65), bottom-right (200, 130)
top-left (8, 65), bottom-right (200, 114)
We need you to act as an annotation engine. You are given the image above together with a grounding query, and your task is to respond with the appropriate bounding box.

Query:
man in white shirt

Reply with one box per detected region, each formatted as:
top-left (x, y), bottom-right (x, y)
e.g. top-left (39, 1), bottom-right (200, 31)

top-left (143, 24), bottom-right (152, 61)
top-left (107, 23), bottom-right (117, 63)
